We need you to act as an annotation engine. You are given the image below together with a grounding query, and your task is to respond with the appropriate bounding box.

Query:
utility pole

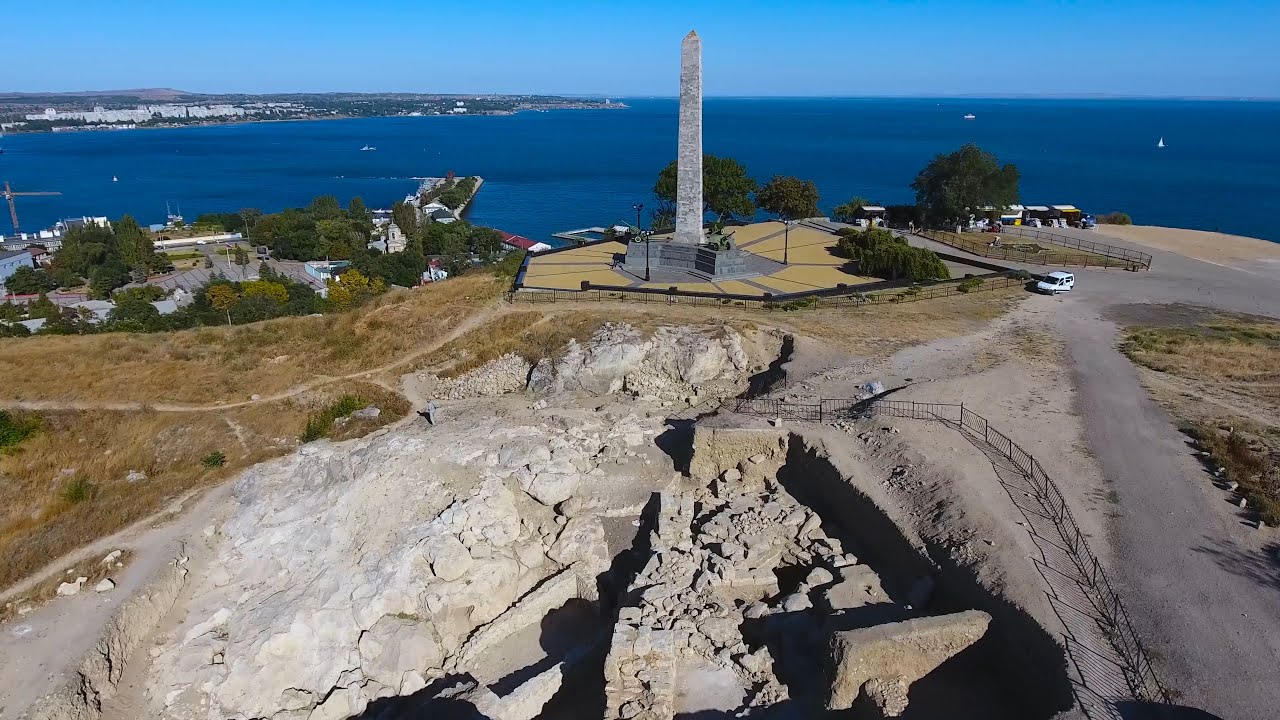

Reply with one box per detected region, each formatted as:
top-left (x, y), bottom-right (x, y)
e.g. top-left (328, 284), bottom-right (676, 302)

top-left (2, 181), bottom-right (62, 234)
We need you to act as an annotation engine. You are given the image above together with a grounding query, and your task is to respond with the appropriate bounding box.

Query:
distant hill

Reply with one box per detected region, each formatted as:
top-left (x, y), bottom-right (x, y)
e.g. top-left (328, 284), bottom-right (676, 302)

top-left (0, 88), bottom-right (195, 100)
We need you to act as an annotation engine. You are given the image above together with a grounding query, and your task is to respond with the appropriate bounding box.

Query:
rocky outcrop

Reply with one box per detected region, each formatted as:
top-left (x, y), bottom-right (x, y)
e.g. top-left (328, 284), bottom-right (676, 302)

top-left (439, 353), bottom-right (533, 399)
top-left (827, 610), bottom-right (992, 715)
top-left (142, 400), bottom-right (670, 720)
top-left (529, 323), bottom-right (752, 403)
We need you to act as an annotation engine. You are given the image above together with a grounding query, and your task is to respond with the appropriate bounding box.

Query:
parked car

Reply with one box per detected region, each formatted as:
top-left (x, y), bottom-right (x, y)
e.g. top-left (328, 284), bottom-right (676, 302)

top-left (1035, 271), bottom-right (1075, 294)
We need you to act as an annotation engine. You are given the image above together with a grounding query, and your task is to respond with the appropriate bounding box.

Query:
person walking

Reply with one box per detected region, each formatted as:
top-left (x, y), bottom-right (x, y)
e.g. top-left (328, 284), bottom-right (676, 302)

top-left (420, 400), bottom-right (439, 425)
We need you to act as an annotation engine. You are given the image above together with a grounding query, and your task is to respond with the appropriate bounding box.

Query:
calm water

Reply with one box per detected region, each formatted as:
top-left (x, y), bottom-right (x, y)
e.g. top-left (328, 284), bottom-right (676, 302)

top-left (3, 98), bottom-right (1279, 243)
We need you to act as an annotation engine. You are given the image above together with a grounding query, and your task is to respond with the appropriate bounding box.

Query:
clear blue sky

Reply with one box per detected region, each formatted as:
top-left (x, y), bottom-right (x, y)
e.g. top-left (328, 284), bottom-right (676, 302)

top-left (7, 0), bottom-right (1279, 97)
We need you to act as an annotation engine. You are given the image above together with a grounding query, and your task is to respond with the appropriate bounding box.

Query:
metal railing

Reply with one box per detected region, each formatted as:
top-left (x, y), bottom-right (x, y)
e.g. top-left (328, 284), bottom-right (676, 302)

top-left (920, 228), bottom-right (1151, 270)
top-left (732, 395), bottom-right (1170, 706)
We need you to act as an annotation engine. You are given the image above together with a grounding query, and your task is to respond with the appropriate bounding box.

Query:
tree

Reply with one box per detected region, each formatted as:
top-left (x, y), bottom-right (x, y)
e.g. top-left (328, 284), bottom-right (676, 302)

top-left (5, 266), bottom-right (56, 295)
top-left (233, 245), bottom-right (250, 269)
top-left (241, 280), bottom-right (289, 305)
top-left (108, 295), bottom-right (161, 331)
top-left (88, 256), bottom-right (131, 299)
top-left (28, 293), bottom-right (59, 319)
top-left (832, 196), bottom-right (872, 223)
top-left (51, 224), bottom-right (112, 279)
top-left (207, 284), bottom-right (240, 315)
top-left (911, 143), bottom-right (1020, 228)
top-left (113, 215), bottom-right (156, 273)
top-left (654, 154), bottom-right (757, 225)
top-left (392, 200), bottom-right (418, 238)
top-left (438, 187), bottom-right (467, 211)
top-left (836, 227), bottom-right (949, 282)
top-left (755, 175), bottom-right (821, 221)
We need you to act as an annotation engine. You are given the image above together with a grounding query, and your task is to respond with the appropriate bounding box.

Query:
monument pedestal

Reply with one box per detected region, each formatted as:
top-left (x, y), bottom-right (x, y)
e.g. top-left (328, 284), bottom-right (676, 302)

top-left (621, 237), bottom-right (777, 281)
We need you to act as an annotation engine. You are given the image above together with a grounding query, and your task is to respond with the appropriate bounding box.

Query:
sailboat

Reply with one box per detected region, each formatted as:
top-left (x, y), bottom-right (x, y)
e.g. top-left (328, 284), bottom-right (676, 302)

top-left (112, 176), bottom-right (118, 182)
top-left (1157, 137), bottom-right (1165, 148)
top-left (360, 145), bottom-right (376, 151)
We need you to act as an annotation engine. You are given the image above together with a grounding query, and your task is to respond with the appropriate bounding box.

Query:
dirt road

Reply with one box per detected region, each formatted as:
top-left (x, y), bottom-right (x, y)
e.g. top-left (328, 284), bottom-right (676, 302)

top-left (939, 229), bottom-right (1280, 718)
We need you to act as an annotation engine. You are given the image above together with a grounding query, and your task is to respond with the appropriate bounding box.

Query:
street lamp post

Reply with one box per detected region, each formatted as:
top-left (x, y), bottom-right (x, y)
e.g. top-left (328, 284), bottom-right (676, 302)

top-left (782, 218), bottom-right (791, 265)
top-left (632, 203), bottom-right (644, 233)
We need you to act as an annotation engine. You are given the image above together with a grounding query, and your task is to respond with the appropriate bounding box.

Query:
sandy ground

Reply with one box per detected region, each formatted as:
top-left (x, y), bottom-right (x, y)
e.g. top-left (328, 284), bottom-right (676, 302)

top-left (1093, 224), bottom-right (1280, 277)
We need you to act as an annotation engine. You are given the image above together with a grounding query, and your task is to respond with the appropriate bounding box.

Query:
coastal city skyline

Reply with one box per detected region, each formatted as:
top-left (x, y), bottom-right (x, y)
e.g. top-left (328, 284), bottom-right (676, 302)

top-left (6, 1), bottom-right (1280, 98)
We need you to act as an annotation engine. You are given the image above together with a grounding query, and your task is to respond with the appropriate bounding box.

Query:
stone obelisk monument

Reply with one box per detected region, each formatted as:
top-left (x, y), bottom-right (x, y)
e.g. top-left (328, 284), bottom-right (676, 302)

top-left (674, 30), bottom-right (703, 245)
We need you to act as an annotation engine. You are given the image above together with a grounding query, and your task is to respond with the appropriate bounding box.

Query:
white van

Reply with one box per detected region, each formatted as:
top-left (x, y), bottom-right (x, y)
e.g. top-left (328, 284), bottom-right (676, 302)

top-left (1035, 271), bottom-right (1075, 294)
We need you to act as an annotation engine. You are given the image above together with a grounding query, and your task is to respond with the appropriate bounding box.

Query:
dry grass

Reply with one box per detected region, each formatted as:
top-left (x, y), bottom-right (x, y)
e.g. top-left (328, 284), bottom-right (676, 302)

top-left (428, 311), bottom-right (612, 378)
top-left (1123, 321), bottom-right (1280, 400)
top-left (0, 381), bottom-right (407, 591)
top-left (0, 273), bottom-right (506, 405)
top-left (1122, 314), bottom-right (1280, 523)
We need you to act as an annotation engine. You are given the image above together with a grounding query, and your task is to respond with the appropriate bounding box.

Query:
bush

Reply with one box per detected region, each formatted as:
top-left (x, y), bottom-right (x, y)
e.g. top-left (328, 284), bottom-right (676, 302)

top-left (300, 394), bottom-right (366, 442)
top-left (836, 227), bottom-right (949, 282)
top-left (956, 277), bottom-right (983, 293)
top-left (1098, 212), bottom-right (1132, 225)
top-left (201, 450), bottom-right (227, 468)
top-left (1193, 425), bottom-right (1280, 525)
top-left (0, 410), bottom-right (40, 449)
top-left (61, 477), bottom-right (97, 504)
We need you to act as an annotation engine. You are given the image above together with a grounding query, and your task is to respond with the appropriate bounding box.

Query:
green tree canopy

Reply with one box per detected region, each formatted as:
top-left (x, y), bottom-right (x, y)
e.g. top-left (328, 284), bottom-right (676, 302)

top-left (836, 227), bottom-right (949, 282)
top-left (113, 215), bottom-right (156, 274)
top-left (831, 196), bottom-right (872, 223)
top-left (654, 154), bottom-right (758, 224)
top-left (911, 143), bottom-right (1020, 227)
top-left (4, 266), bottom-right (56, 295)
top-left (392, 200), bottom-right (419, 238)
top-left (755, 175), bottom-right (821, 221)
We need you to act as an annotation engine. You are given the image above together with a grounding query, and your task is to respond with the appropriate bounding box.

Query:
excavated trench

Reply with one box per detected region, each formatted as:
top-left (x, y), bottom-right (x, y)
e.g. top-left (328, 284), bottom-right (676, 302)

top-left (771, 433), bottom-right (1075, 718)
top-left (356, 421), bottom-right (1073, 719)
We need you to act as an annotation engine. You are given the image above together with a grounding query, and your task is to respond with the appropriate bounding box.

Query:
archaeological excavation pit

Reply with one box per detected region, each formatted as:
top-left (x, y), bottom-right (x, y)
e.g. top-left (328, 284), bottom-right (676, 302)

top-left (584, 422), bottom-right (1077, 719)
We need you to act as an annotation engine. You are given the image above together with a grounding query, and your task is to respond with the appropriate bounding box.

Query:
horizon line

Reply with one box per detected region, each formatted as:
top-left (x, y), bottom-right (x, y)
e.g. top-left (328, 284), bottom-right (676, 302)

top-left (3, 89), bottom-right (1278, 103)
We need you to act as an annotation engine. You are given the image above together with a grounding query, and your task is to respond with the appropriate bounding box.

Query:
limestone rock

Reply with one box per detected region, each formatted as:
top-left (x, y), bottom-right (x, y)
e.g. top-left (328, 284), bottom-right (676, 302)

top-left (351, 405), bottom-right (381, 420)
top-left (523, 470), bottom-right (581, 506)
top-left (548, 517), bottom-right (610, 577)
top-left (441, 353), bottom-right (532, 399)
top-left (95, 578), bottom-right (116, 593)
top-left (827, 610), bottom-right (992, 711)
top-left (56, 577), bottom-right (88, 596)
top-left (357, 615), bottom-right (443, 692)
top-left (782, 593), bottom-right (812, 613)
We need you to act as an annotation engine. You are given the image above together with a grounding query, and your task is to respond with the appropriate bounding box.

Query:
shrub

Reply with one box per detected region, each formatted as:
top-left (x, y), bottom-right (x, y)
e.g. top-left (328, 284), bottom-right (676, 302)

top-left (61, 477), bottom-right (97, 504)
top-left (201, 450), bottom-right (227, 468)
top-left (836, 227), bottom-right (949, 282)
top-left (1192, 424), bottom-right (1280, 525)
top-left (956, 277), bottom-right (983, 293)
top-left (300, 394), bottom-right (366, 442)
top-left (0, 410), bottom-right (40, 449)
top-left (301, 414), bottom-right (330, 443)
top-left (1098, 212), bottom-right (1132, 225)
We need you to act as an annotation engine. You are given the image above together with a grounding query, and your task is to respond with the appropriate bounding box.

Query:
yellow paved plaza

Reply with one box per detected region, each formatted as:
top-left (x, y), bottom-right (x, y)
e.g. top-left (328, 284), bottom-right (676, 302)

top-left (519, 223), bottom-right (880, 296)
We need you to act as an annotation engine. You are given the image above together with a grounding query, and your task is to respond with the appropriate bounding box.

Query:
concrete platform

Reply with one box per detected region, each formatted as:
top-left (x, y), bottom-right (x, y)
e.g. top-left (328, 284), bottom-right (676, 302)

top-left (519, 222), bottom-right (882, 296)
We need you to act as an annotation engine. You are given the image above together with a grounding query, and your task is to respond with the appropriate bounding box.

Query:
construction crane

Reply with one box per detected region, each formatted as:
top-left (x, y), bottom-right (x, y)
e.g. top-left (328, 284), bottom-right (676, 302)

top-left (2, 181), bottom-right (62, 235)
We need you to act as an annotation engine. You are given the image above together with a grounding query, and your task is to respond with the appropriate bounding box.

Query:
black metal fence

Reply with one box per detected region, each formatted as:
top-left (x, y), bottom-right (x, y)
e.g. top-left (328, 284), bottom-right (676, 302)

top-left (509, 273), bottom-right (1030, 309)
top-left (732, 395), bottom-right (1170, 706)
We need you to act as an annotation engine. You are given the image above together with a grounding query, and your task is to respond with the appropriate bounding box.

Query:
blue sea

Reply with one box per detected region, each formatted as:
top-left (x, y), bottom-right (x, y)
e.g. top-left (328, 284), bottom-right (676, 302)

top-left (3, 98), bottom-right (1279, 243)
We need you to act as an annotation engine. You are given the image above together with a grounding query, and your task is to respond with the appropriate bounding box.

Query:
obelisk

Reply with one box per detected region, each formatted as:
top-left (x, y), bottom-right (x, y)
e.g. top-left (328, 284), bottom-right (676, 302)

top-left (675, 30), bottom-right (703, 245)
